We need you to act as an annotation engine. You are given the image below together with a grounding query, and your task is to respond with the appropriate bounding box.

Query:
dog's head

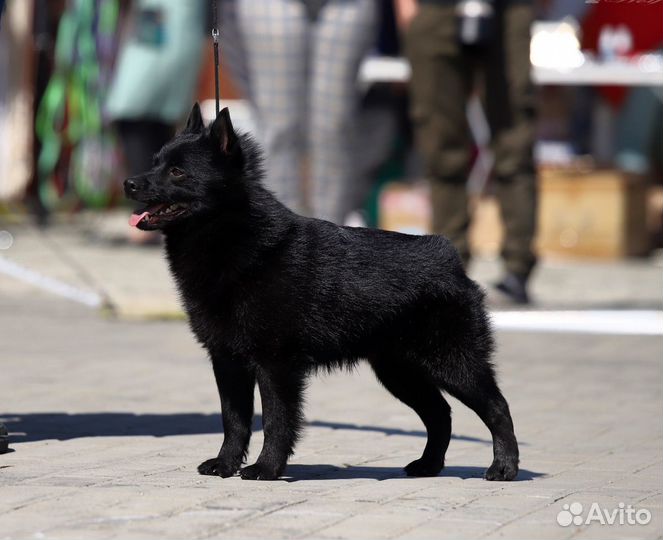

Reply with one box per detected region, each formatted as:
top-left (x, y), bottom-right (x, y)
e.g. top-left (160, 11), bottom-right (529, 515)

top-left (124, 103), bottom-right (243, 231)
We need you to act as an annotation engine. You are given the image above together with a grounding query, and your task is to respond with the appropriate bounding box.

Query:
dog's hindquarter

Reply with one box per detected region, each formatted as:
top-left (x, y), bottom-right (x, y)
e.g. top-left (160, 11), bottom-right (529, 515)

top-left (281, 222), bottom-right (494, 371)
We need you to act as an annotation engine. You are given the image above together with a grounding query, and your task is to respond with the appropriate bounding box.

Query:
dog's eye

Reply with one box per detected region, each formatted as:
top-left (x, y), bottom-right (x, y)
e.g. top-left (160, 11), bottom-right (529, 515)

top-left (170, 167), bottom-right (185, 178)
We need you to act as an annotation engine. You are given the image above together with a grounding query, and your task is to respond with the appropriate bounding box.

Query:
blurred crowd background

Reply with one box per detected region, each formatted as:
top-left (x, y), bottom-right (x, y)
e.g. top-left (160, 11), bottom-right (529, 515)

top-left (0, 0), bottom-right (662, 305)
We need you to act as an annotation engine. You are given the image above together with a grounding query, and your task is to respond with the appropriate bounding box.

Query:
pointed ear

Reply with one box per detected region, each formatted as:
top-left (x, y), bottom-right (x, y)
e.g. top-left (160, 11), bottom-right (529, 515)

top-left (210, 107), bottom-right (238, 155)
top-left (184, 102), bottom-right (204, 133)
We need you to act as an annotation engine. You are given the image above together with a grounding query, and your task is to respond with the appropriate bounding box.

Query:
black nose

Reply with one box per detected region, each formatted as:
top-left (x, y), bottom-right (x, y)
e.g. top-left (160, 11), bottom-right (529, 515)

top-left (124, 178), bottom-right (137, 193)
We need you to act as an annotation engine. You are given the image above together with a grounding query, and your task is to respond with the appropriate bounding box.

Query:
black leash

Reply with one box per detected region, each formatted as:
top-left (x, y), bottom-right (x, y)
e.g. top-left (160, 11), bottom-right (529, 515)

top-left (211, 0), bottom-right (220, 116)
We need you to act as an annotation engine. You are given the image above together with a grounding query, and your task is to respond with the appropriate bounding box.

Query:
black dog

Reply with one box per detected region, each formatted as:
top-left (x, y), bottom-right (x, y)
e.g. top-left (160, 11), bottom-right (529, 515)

top-left (124, 104), bottom-right (519, 481)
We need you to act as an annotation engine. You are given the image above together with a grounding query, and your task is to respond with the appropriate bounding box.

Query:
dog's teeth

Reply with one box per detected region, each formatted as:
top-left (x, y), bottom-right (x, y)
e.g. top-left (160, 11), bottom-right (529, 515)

top-left (158, 203), bottom-right (186, 216)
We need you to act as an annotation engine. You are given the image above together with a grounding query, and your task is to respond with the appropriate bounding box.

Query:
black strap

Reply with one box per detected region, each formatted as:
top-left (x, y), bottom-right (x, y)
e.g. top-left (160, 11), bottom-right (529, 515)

top-left (211, 0), bottom-right (220, 116)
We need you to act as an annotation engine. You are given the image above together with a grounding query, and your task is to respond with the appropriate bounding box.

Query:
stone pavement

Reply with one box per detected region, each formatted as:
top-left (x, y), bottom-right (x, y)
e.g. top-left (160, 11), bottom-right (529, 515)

top-left (0, 215), bottom-right (662, 539)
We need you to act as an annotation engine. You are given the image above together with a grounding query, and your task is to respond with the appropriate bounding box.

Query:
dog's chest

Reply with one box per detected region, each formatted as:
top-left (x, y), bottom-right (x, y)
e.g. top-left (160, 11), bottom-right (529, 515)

top-left (166, 251), bottom-right (261, 354)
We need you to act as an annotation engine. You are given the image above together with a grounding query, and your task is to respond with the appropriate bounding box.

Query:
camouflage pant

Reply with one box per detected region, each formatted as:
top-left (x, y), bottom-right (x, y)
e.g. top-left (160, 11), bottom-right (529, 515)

top-left (405, 2), bottom-right (537, 278)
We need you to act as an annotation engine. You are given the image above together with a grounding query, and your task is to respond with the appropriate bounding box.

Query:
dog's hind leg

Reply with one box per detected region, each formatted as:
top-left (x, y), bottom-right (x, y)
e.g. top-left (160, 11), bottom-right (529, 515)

top-left (436, 362), bottom-right (519, 481)
top-left (370, 356), bottom-right (451, 477)
top-left (199, 353), bottom-right (256, 478)
top-left (240, 364), bottom-right (306, 481)
top-left (425, 293), bottom-right (519, 481)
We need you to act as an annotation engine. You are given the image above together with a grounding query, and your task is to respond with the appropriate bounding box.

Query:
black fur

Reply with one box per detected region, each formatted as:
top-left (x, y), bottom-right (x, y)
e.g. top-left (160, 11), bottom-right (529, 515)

top-left (124, 103), bottom-right (519, 481)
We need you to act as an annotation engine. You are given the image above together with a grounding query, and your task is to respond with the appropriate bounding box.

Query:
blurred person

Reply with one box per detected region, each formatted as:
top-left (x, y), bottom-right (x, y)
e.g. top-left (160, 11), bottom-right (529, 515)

top-left (220, 0), bottom-right (378, 224)
top-left (396, 0), bottom-right (538, 304)
top-left (581, 0), bottom-right (663, 173)
top-left (106, 0), bottom-right (206, 224)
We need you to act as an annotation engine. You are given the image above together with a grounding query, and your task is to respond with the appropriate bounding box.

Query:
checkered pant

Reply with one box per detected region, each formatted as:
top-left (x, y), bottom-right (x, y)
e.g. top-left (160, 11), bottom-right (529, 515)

top-left (221, 0), bottom-right (377, 223)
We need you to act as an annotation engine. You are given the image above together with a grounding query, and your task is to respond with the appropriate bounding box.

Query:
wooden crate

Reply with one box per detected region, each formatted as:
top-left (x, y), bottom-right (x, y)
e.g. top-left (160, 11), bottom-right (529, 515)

top-left (377, 170), bottom-right (650, 259)
top-left (537, 169), bottom-right (649, 258)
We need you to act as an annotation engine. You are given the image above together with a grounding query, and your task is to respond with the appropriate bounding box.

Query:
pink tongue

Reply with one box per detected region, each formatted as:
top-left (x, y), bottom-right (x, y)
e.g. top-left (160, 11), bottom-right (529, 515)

top-left (129, 211), bottom-right (150, 227)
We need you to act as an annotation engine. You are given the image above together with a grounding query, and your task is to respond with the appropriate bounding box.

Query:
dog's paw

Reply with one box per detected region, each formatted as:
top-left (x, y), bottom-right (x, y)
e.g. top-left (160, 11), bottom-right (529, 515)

top-left (404, 458), bottom-right (444, 477)
top-left (240, 462), bottom-right (282, 481)
top-left (484, 456), bottom-right (519, 481)
top-left (197, 457), bottom-right (240, 478)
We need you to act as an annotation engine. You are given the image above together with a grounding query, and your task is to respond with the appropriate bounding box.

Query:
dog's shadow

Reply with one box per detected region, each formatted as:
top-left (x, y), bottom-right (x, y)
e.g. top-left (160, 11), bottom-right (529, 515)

top-left (0, 412), bottom-right (493, 444)
top-left (1, 412), bottom-right (241, 442)
top-left (283, 463), bottom-right (543, 482)
top-left (1, 412), bottom-right (541, 481)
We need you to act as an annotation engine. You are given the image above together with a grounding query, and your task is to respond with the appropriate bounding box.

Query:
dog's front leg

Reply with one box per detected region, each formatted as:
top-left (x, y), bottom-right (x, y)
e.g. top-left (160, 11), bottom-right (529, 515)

top-left (240, 364), bottom-right (306, 480)
top-left (198, 355), bottom-right (256, 478)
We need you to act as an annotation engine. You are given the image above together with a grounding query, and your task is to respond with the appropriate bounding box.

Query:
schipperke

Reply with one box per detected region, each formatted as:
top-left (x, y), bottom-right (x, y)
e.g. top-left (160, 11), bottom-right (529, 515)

top-left (124, 104), bottom-right (519, 481)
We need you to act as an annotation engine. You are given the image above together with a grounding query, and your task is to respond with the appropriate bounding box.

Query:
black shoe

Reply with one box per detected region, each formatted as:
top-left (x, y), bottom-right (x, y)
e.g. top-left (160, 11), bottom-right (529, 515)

top-left (0, 423), bottom-right (8, 454)
top-left (493, 273), bottom-right (530, 305)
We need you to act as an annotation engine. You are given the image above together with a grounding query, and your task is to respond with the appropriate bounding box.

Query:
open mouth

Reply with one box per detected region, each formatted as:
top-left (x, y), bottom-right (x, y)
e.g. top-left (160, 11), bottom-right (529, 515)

top-left (129, 203), bottom-right (190, 229)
